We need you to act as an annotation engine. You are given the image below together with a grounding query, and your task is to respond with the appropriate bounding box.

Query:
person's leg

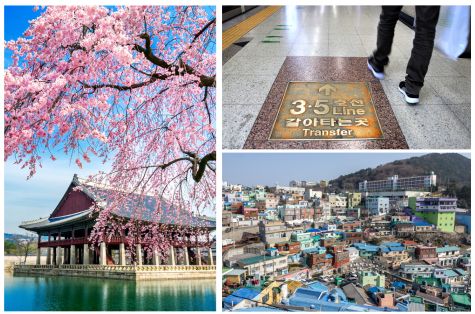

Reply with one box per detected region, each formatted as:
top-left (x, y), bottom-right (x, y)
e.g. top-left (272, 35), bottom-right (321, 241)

top-left (371, 6), bottom-right (403, 68)
top-left (404, 6), bottom-right (440, 94)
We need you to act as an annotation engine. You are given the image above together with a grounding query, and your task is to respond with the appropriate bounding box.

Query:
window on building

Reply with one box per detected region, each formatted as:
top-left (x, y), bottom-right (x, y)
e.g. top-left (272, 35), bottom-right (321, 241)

top-left (262, 294), bottom-right (269, 304)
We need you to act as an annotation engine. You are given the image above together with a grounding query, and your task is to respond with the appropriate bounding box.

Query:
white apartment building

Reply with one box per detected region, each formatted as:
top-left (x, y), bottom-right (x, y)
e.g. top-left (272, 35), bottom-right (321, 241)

top-left (436, 246), bottom-right (461, 267)
top-left (399, 262), bottom-right (435, 280)
top-left (305, 189), bottom-right (323, 200)
top-left (359, 173), bottom-right (437, 193)
top-left (366, 197), bottom-right (390, 216)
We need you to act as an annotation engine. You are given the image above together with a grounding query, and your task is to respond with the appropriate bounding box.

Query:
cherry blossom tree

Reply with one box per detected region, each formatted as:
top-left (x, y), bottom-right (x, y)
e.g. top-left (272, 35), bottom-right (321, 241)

top-left (4, 6), bottom-right (216, 261)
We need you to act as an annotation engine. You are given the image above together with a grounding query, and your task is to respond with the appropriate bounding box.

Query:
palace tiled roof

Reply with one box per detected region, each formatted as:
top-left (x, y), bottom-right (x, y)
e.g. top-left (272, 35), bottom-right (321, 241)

top-left (21, 174), bottom-right (215, 230)
top-left (20, 210), bottom-right (93, 230)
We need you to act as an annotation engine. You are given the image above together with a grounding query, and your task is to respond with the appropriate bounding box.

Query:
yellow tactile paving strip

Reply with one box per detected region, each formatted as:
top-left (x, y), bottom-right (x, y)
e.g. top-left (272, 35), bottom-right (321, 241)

top-left (222, 6), bottom-right (283, 50)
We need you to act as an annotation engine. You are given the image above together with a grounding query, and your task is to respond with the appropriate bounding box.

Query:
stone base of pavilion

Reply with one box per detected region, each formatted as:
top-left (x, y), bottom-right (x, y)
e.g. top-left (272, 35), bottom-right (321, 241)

top-left (13, 264), bottom-right (216, 280)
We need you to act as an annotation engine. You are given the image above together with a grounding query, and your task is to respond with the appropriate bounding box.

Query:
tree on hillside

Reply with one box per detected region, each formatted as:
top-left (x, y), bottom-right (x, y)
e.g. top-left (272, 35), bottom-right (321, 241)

top-left (4, 6), bottom-right (216, 259)
top-left (12, 234), bottom-right (37, 264)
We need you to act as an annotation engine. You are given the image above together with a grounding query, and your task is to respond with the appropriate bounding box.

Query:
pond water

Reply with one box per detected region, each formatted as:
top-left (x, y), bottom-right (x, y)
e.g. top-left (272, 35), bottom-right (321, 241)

top-left (4, 272), bottom-right (216, 311)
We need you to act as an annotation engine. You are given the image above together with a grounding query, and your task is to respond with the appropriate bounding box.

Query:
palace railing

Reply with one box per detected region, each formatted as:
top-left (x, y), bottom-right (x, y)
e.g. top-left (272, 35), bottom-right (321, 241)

top-left (14, 264), bottom-right (55, 269)
top-left (15, 264), bottom-right (215, 272)
top-left (59, 264), bottom-right (216, 271)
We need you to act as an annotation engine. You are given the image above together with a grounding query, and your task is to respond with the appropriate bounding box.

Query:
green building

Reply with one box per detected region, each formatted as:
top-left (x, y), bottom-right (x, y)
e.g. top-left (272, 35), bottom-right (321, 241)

top-left (291, 232), bottom-right (317, 250)
top-left (359, 271), bottom-right (385, 288)
top-left (412, 197), bottom-right (458, 233)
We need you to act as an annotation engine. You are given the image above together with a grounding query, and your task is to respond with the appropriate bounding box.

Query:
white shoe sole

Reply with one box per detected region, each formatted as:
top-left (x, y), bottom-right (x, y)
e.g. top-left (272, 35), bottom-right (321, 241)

top-left (398, 86), bottom-right (419, 104)
top-left (367, 60), bottom-right (385, 80)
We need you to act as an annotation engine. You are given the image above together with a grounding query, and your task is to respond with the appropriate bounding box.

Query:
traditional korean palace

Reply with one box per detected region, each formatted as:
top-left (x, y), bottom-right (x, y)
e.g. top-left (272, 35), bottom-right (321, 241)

top-left (15, 175), bottom-right (216, 280)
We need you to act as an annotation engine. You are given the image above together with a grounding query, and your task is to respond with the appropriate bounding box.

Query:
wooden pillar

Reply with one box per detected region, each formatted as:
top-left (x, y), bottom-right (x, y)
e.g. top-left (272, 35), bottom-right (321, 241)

top-left (119, 243), bottom-right (126, 266)
top-left (36, 234), bottom-right (41, 265)
top-left (99, 242), bottom-right (107, 265)
top-left (169, 246), bottom-right (176, 265)
top-left (136, 244), bottom-right (142, 266)
top-left (36, 247), bottom-right (41, 265)
top-left (197, 247), bottom-right (202, 265)
top-left (208, 247), bottom-right (214, 266)
top-left (70, 245), bottom-right (76, 264)
top-left (184, 247), bottom-right (190, 265)
top-left (62, 247), bottom-right (67, 264)
top-left (56, 247), bottom-right (63, 265)
top-left (46, 248), bottom-right (52, 265)
top-left (83, 243), bottom-right (89, 265)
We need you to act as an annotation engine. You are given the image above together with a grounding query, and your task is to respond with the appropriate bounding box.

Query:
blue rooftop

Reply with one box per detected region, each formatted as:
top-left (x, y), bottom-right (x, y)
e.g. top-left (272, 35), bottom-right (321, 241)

top-left (353, 243), bottom-right (380, 252)
top-left (414, 220), bottom-right (432, 227)
top-left (436, 246), bottom-right (460, 253)
top-left (223, 288), bottom-right (260, 308)
top-left (382, 242), bottom-right (403, 247)
top-left (307, 281), bottom-right (328, 293)
top-left (368, 286), bottom-right (386, 294)
top-left (288, 287), bottom-right (402, 312)
top-left (307, 228), bottom-right (322, 233)
top-left (392, 281), bottom-right (406, 289)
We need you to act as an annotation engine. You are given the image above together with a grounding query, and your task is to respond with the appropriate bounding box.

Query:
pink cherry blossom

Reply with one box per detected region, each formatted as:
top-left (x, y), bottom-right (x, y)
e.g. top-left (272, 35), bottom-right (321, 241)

top-left (5, 6), bottom-right (216, 259)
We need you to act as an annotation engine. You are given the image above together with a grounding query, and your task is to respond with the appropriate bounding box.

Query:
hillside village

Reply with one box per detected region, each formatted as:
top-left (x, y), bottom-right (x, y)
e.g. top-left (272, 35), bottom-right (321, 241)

top-left (222, 172), bottom-right (471, 311)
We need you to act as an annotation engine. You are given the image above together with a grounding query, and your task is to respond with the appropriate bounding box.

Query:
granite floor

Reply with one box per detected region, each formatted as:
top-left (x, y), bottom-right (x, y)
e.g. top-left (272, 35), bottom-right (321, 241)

top-left (222, 6), bottom-right (471, 149)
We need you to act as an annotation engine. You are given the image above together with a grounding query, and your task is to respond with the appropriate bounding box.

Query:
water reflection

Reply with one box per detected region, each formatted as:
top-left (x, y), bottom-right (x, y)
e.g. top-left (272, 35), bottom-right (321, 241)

top-left (5, 272), bottom-right (216, 311)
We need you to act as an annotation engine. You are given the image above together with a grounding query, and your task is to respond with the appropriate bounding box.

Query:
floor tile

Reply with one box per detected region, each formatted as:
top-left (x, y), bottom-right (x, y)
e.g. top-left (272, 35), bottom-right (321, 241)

top-left (381, 79), bottom-right (445, 106)
top-left (223, 104), bottom-right (262, 149)
top-left (223, 75), bottom-right (276, 106)
top-left (391, 104), bottom-right (471, 149)
top-left (427, 77), bottom-right (471, 104)
top-left (222, 6), bottom-right (471, 149)
top-left (224, 55), bottom-right (287, 76)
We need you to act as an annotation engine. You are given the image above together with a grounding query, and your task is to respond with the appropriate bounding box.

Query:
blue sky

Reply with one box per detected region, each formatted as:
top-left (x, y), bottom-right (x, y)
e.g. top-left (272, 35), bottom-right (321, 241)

top-left (4, 5), bottom-right (216, 234)
top-left (4, 6), bottom-right (43, 68)
top-left (4, 6), bottom-right (102, 234)
top-left (223, 152), bottom-right (471, 187)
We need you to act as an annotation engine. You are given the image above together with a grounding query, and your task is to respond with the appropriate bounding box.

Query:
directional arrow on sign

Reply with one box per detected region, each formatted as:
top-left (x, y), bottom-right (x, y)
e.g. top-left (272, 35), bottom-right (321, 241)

top-left (318, 84), bottom-right (336, 96)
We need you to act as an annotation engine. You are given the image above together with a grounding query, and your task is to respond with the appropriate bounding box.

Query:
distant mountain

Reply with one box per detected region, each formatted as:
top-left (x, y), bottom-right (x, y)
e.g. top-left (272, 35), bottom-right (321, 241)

top-left (4, 233), bottom-right (17, 240)
top-left (330, 153), bottom-right (470, 192)
top-left (4, 233), bottom-right (34, 241)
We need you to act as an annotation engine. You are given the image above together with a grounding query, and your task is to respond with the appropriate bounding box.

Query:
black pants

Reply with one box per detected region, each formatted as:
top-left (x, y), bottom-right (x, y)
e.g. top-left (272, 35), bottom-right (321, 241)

top-left (372, 6), bottom-right (440, 94)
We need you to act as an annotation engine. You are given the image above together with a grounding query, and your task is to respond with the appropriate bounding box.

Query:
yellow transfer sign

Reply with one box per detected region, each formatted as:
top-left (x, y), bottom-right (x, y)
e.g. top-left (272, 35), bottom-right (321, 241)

top-left (269, 82), bottom-right (384, 140)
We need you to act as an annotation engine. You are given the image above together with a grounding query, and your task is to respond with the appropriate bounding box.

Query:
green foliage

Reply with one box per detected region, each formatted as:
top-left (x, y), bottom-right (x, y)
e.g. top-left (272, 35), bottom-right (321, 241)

top-left (4, 240), bottom-right (16, 254)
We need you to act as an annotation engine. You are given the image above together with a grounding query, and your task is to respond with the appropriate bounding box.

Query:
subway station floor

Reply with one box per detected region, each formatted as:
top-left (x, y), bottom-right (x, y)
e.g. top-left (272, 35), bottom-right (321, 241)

top-left (222, 6), bottom-right (471, 149)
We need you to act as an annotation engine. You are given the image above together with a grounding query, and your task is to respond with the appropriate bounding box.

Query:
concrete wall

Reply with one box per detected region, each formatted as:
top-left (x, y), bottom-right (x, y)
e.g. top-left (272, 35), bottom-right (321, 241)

top-left (4, 256), bottom-right (47, 271)
top-left (223, 225), bottom-right (259, 242)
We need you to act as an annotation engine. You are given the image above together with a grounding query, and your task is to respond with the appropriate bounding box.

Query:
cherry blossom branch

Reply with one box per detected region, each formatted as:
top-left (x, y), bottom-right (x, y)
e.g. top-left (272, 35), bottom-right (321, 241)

top-left (134, 33), bottom-right (216, 87)
top-left (191, 17), bottom-right (216, 44)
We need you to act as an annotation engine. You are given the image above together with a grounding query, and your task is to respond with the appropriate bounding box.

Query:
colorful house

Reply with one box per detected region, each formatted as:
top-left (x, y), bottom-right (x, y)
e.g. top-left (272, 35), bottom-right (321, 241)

top-left (412, 197), bottom-right (458, 232)
top-left (359, 271), bottom-right (385, 288)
